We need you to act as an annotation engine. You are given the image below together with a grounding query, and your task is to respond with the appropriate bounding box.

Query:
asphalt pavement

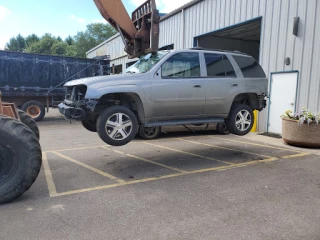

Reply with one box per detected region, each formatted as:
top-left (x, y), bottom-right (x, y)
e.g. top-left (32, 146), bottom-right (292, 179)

top-left (1, 110), bottom-right (320, 240)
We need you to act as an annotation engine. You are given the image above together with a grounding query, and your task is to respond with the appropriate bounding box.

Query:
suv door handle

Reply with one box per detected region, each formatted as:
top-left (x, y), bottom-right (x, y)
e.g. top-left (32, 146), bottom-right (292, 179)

top-left (193, 85), bottom-right (202, 88)
top-left (232, 84), bottom-right (238, 87)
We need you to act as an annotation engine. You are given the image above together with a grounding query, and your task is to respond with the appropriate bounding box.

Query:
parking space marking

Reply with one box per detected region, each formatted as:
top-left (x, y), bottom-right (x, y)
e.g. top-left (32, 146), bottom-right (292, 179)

top-left (100, 146), bottom-right (187, 173)
top-left (210, 136), bottom-right (306, 153)
top-left (42, 152), bottom-right (58, 197)
top-left (282, 152), bottom-right (310, 159)
top-left (143, 142), bottom-right (234, 165)
top-left (45, 143), bottom-right (138, 153)
top-left (50, 156), bottom-right (282, 198)
top-left (177, 138), bottom-right (275, 160)
top-left (52, 151), bottom-right (125, 183)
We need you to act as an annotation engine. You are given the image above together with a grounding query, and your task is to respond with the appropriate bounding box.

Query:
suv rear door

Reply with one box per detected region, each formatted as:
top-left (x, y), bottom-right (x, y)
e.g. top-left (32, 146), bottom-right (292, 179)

top-left (151, 52), bottom-right (206, 118)
top-left (202, 53), bottom-right (238, 115)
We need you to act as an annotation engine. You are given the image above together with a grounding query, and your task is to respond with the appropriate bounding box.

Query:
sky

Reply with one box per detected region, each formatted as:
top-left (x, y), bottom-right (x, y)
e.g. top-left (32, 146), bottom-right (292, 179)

top-left (0, 0), bottom-right (192, 49)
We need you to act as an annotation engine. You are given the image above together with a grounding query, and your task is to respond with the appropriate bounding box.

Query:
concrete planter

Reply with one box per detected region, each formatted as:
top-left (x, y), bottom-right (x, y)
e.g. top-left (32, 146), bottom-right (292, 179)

top-left (282, 118), bottom-right (320, 148)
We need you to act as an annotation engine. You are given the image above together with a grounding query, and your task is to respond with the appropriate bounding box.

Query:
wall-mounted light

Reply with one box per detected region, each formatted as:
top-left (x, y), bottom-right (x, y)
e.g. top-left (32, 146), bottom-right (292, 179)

top-left (285, 57), bottom-right (291, 66)
top-left (293, 17), bottom-right (299, 36)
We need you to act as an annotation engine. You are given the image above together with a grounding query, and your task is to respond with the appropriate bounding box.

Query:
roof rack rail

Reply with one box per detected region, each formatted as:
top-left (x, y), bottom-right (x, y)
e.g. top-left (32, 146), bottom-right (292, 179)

top-left (189, 47), bottom-right (249, 55)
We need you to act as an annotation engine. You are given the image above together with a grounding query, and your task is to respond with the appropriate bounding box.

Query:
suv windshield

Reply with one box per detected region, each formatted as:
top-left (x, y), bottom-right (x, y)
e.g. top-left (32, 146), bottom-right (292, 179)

top-left (125, 51), bottom-right (168, 74)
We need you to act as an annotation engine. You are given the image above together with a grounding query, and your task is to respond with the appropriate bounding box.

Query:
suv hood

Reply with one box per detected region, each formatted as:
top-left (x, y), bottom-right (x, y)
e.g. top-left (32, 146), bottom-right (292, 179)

top-left (64, 73), bottom-right (146, 87)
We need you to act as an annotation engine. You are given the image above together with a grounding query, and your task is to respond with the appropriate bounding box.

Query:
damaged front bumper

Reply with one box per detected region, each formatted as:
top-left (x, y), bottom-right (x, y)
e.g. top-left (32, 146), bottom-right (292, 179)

top-left (58, 99), bottom-right (98, 120)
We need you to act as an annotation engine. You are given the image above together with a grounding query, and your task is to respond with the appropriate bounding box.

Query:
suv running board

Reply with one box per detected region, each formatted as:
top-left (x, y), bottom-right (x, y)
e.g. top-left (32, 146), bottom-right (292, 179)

top-left (144, 118), bottom-right (225, 127)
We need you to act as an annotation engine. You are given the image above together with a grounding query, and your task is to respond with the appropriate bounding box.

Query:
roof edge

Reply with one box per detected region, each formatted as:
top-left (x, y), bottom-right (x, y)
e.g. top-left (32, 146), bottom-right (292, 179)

top-left (160, 0), bottom-right (203, 21)
top-left (86, 33), bottom-right (121, 54)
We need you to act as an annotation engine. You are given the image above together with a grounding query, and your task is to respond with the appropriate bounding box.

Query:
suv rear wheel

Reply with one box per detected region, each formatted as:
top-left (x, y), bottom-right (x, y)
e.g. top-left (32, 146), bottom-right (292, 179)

top-left (216, 123), bottom-right (229, 135)
top-left (139, 126), bottom-right (161, 140)
top-left (226, 104), bottom-right (254, 136)
top-left (97, 106), bottom-right (138, 146)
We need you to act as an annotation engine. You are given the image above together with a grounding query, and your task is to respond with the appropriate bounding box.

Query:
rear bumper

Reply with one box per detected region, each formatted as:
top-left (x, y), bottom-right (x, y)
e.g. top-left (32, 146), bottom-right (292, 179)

top-left (58, 102), bottom-right (86, 120)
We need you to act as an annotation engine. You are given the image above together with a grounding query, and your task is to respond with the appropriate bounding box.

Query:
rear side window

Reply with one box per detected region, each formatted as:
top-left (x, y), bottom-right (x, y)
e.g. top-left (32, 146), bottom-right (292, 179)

top-left (204, 54), bottom-right (225, 77)
top-left (233, 56), bottom-right (266, 78)
top-left (162, 52), bottom-right (200, 78)
top-left (204, 54), bottom-right (236, 77)
top-left (223, 56), bottom-right (237, 77)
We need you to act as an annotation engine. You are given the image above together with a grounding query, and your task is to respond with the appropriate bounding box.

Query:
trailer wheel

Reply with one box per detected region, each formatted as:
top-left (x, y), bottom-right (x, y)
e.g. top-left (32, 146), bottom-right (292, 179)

top-left (0, 116), bottom-right (42, 204)
top-left (17, 109), bottom-right (40, 140)
top-left (21, 100), bottom-right (45, 122)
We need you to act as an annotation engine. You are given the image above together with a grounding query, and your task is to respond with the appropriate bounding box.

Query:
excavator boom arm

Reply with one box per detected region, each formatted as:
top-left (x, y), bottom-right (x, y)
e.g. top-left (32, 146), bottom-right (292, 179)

top-left (93, 0), bottom-right (160, 59)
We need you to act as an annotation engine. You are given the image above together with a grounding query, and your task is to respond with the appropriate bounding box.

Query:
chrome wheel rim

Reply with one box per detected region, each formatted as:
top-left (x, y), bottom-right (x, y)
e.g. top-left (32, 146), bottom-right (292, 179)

top-left (235, 110), bottom-right (251, 131)
top-left (106, 113), bottom-right (133, 140)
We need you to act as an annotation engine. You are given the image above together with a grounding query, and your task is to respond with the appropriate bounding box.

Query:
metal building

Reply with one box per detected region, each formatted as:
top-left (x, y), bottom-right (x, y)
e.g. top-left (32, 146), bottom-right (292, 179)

top-left (87, 0), bottom-right (320, 133)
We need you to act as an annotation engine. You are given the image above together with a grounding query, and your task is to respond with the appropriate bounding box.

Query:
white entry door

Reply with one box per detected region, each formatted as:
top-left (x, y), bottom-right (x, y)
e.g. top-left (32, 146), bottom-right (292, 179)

top-left (268, 72), bottom-right (298, 134)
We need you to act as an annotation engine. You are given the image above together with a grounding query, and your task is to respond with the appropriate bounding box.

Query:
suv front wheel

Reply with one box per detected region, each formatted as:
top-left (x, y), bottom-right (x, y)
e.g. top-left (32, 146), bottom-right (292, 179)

top-left (97, 106), bottom-right (138, 146)
top-left (226, 104), bottom-right (254, 136)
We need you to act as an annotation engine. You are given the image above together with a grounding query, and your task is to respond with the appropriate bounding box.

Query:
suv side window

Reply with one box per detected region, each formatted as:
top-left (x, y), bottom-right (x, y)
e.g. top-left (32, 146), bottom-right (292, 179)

top-left (162, 52), bottom-right (200, 78)
top-left (204, 53), bottom-right (236, 77)
top-left (233, 55), bottom-right (266, 78)
top-left (223, 56), bottom-right (237, 77)
top-left (204, 54), bottom-right (225, 77)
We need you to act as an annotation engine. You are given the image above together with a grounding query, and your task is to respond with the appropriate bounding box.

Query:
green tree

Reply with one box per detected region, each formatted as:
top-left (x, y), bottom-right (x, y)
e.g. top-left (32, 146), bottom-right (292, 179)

top-left (26, 33), bottom-right (58, 55)
top-left (65, 36), bottom-right (74, 46)
top-left (4, 23), bottom-right (117, 57)
top-left (51, 42), bottom-right (69, 55)
top-left (5, 34), bottom-right (26, 52)
top-left (25, 34), bottom-right (40, 48)
top-left (73, 23), bottom-right (117, 57)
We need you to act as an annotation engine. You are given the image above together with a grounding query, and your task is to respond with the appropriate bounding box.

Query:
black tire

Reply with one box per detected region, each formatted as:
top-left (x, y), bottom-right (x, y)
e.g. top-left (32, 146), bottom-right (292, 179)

top-left (21, 100), bottom-right (45, 122)
top-left (17, 109), bottom-right (40, 140)
top-left (216, 123), bottom-right (229, 135)
top-left (97, 106), bottom-right (138, 146)
top-left (0, 116), bottom-right (42, 204)
top-left (226, 104), bottom-right (254, 136)
top-left (82, 120), bottom-right (97, 132)
top-left (139, 126), bottom-right (161, 140)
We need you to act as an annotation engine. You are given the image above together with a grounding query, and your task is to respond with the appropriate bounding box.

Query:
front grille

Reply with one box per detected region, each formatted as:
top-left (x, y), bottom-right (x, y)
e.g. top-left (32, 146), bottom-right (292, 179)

top-left (65, 85), bottom-right (87, 101)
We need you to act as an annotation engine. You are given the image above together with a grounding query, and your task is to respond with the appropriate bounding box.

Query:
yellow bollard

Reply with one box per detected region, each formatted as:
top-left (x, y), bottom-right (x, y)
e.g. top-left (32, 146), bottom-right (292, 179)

top-left (251, 110), bottom-right (258, 132)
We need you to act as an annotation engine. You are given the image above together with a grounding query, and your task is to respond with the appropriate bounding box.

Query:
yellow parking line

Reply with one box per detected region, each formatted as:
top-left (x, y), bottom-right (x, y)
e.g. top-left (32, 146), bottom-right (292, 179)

top-left (44, 142), bottom-right (138, 153)
top-left (143, 142), bottom-right (234, 165)
top-left (51, 156), bottom-right (281, 198)
top-left (282, 152), bottom-right (310, 159)
top-left (177, 138), bottom-right (273, 159)
top-left (101, 146), bottom-right (187, 173)
top-left (210, 136), bottom-right (305, 153)
top-left (42, 152), bottom-right (58, 197)
top-left (52, 151), bottom-right (125, 183)
top-left (45, 145), bottom-right (108, 153)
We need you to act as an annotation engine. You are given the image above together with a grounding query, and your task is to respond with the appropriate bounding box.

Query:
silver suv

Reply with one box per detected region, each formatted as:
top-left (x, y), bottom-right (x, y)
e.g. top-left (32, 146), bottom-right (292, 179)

top-left (59, 48), bottom-right (268, 146)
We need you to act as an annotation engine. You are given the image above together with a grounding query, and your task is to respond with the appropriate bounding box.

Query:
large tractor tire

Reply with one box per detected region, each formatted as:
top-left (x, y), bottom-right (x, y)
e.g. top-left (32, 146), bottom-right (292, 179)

top-left (21, 100), bottom-right (46, 122)
top-left (17, 109), bottom-right (40, 140)
top-left (0, 116), bottom-right (42, 204)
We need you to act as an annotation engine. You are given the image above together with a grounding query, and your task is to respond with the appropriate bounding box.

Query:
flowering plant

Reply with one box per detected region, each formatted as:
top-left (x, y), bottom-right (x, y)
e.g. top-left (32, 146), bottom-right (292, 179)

top-left (281, 108), bottom-right (320, 126)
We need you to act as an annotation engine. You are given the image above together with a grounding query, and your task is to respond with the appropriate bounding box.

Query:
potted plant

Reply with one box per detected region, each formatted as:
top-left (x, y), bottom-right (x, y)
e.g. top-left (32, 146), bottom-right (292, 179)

top-left (281, 109), bottom-right (320, 148)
